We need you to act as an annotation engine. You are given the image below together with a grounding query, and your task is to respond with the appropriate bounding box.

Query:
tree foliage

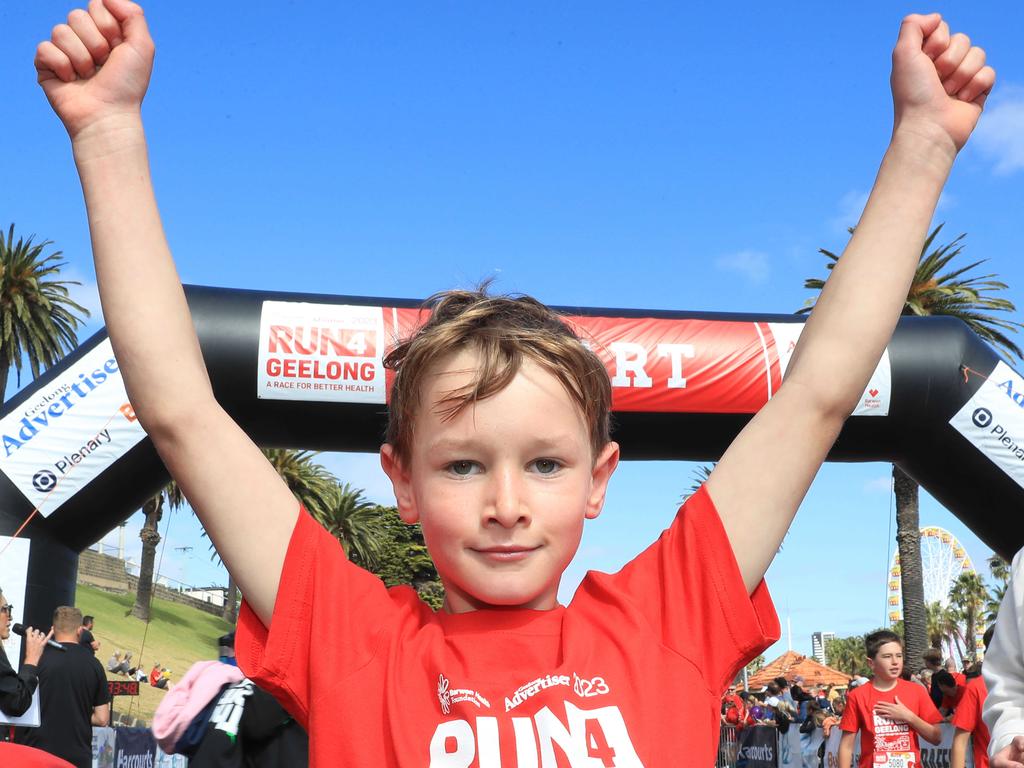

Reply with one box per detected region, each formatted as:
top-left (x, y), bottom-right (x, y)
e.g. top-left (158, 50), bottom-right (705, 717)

top-left (824, 634), bottom-right (873, 679)
top-left (350, 505), bottom-right (444, 610)
top-left (0, 224), bottom-right (90, 399)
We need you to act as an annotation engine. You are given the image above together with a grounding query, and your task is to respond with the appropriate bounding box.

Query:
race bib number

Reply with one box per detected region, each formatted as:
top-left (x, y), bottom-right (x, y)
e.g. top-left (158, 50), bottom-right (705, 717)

top-left (874, 751), bottom-right (915, 768)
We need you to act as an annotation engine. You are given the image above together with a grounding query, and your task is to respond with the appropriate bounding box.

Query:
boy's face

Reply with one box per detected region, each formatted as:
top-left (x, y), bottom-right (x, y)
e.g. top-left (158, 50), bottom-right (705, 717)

top-left (382, 349), bottom-right (619, 613)
top-left (868, 641), bottom-right (904, 682)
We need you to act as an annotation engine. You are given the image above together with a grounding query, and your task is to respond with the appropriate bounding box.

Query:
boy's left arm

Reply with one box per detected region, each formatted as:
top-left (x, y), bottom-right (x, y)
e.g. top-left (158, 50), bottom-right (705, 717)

top-left (706, 14), bottom-right (995, 593)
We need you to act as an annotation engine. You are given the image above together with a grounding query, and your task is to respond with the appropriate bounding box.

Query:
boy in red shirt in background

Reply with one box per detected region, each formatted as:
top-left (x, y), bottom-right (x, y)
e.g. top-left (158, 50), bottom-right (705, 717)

top-left (839, 630), bottom-right (942, 768)
top-left (936, 670), bottom-right (968, 718)
top-left (951, 627), bottom-right (996, 768)
top-left (34, 1), bottom-right (996, 764)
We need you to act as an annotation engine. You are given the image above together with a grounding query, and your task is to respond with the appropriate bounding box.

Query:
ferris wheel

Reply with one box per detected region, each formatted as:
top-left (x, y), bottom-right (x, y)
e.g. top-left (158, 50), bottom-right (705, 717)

top-left (887, 527), bottom-right (980, 655)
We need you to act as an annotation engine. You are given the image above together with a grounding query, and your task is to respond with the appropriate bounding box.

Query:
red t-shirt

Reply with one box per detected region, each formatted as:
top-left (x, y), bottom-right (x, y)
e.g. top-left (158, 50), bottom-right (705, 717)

top-left (237, 485), bottom-right (779, 767)
top-left (951, 676), bottom-right (990, 768)
top-left (840, 678), bottom-right (942, 768)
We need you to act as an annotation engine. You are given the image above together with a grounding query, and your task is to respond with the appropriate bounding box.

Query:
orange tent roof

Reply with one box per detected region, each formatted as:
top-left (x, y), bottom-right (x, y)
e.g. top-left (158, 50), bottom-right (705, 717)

top-left (746, 650), bottom-right (851, 689)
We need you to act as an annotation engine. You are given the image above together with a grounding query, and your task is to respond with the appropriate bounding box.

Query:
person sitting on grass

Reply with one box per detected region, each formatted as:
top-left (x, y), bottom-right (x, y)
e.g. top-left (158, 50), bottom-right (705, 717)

top-left (33, 0), bottom-right (996, 763)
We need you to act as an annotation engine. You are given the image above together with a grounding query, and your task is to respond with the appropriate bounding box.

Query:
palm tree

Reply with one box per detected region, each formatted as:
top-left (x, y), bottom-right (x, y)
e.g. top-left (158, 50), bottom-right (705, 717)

top-left (949, 571), bottom-right (988, 663)
top-left (983, 554), bottom-right (1011, 626)
top-left (824, 635), bottom-right (870, 678)
top-left (0, 224), bottom-right (89, 400)
top-left (131, 481), bottom-right (185, 621)
top-left (681, 464), bottom-right (714, 503)
top-left (989, 554), bottom-right (1011, 586)
top-left (925, 601), bottom-right (948, 653)
top-left (312, 483), bottom-right (385, 567)
top-left (801, 225), bottom-right (1023, 674)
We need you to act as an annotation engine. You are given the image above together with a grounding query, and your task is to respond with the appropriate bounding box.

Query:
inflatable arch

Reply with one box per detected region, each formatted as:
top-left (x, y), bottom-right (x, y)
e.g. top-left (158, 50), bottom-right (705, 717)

top-left (2, 284), bottom-right (1024, 631)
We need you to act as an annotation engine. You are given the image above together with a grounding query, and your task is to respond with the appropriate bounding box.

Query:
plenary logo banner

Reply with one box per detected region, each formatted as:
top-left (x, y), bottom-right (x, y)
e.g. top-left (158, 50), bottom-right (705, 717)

top-left (950, 360), bottom-right (1024, 491)
top-left (0, 339), bottom-right (147, 515)
top-left (257, 301), bottom-right (387, 403)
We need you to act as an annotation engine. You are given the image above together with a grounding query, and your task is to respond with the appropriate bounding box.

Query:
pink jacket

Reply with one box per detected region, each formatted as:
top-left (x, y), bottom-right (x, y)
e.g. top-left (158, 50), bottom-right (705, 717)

top-left (152, 660), bottom-right (244, 752)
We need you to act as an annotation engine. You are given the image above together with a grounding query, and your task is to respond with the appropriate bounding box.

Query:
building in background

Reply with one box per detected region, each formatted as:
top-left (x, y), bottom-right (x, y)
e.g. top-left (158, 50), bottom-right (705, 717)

top-left (812, 631), bottom-right (835, 666)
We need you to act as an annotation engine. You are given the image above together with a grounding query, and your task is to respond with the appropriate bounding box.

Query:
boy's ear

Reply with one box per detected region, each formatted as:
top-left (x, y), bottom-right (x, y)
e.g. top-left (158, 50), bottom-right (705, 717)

top-left (585, 441), bottom-right (620, 520)
top-left (380, 444), bottom-right (418, 523)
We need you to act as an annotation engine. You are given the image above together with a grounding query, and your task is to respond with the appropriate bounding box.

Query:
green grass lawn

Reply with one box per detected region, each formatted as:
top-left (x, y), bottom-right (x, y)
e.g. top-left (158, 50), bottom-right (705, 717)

top-left (76, 584), bottom-right (234, 725)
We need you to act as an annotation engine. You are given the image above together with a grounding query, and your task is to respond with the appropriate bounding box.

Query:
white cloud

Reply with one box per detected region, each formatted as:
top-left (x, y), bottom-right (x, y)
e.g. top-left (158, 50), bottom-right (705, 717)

top-left (714, 250), bottom-right (770, 285)
top-left (974, 85), bottom-right (1024, 175)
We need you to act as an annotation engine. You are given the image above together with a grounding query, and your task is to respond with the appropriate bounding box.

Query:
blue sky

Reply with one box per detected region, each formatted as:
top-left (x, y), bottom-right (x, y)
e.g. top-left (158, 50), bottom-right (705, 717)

top-left (4, 1), bottom-right (1024, 662)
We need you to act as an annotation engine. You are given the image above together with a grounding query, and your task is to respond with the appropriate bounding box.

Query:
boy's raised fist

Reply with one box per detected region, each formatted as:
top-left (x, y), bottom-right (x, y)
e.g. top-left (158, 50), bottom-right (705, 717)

top-left (890, 13), bottom-right (995, 153)
top-left (35, 0), bottom-right (154, 140)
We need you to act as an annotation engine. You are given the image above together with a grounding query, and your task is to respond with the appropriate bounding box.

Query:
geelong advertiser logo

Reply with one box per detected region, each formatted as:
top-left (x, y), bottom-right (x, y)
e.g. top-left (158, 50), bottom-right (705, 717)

top-left (2, 356), bottom-right (125, 485)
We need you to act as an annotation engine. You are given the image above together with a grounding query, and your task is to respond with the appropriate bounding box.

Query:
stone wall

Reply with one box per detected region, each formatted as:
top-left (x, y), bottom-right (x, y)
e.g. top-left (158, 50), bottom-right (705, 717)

top-left (125, 574), bottom-right (225, 618)
top-left (77, 550), bottom-right (130, 593)
top-left (77, 549), bottom-right (226, 618)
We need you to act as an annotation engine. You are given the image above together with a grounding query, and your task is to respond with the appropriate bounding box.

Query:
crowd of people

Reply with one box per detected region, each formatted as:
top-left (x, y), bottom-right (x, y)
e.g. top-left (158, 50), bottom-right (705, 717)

top-left (721, 627), bottom-right (996, 768)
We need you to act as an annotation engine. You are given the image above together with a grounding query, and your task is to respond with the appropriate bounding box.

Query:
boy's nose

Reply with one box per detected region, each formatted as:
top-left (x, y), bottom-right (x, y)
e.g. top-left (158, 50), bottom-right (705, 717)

top-left (487, 467), bottom-right (529, 527)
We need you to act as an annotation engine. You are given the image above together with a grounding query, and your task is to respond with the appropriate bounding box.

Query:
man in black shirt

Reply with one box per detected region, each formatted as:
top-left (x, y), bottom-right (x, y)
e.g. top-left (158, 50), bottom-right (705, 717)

top-left (17, 606), bottom-right (110, 768)
top-left (78, 615), bottom-right (99, 656)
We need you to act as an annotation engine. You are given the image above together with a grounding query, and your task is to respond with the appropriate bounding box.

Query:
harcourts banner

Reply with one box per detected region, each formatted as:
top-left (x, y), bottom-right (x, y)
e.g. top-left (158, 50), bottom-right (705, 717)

top-left (950, 360), bottom-right (1024, 491)
top-left (737, 725), bottom-right (778, 767)
top-left (0, 339), bottom-right (147, 515)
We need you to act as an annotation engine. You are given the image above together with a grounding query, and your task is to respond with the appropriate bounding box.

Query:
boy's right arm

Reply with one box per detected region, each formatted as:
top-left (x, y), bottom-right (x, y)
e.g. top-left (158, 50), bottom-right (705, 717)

top-left (35, 0), bottom-right (298, 626)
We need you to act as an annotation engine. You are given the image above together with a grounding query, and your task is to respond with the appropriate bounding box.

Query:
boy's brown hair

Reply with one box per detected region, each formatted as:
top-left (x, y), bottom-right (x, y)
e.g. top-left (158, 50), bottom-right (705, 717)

top-left (865, 629), bottom-right (903, 659)
top-left (384, 288), bottom-right (612, 466)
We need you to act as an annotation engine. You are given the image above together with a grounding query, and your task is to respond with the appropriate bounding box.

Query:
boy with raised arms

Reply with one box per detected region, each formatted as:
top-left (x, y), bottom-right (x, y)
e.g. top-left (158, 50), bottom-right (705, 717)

top-left (33, 1), bottom-right (995, 765)
top-left (839, 630), bottom-right (943, 768)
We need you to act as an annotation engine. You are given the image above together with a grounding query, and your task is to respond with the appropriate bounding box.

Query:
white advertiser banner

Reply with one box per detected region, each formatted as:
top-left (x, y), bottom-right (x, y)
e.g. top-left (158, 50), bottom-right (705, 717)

top-left (257, 301), bottom-right (387, 403)
top-left (0, 339), bottom-right (148, 515)
top-left (950, 360), bottom-right (1024, 491)
top-left (767, 322), bottom-right (891, 416)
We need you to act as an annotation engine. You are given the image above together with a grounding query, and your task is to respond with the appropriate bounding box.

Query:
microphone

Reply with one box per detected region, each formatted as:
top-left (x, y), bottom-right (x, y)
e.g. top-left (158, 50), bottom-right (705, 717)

top-left (12, 623), bottom-right (65, 652)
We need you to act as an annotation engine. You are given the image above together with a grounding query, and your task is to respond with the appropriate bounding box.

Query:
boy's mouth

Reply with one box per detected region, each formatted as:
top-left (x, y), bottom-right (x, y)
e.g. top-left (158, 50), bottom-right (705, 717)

top-left (471, 545), bottom-right (540, 562)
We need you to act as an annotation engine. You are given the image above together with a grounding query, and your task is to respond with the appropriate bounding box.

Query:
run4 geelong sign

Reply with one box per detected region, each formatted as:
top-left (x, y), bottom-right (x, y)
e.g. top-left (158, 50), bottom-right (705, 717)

top-left (0, 339), bottom-right (148, 515)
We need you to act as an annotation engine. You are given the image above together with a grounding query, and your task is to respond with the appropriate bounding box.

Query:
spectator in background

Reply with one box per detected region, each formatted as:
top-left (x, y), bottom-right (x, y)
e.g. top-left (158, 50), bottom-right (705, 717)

top-left (0, 589), bottom-right (48, 725)
top-left (217, 632), bottom-right (236, 667)
top-left (77, 616), bottom-right (98, 656)
top-left (722, 684), bottom-right (744, 726)
top-left (790, 675), bottom-right (812, 704)
top-left (923, 648), bottom-right (944, 707)
top-left (936, 669), bottom-right (967, 718)
top-left (150, 662), bottom-right (163, 688)
top-left (16, 606), bottom-right (110, 768)
top-left (106, 651), bottom-right (123, 675)
top-left (951, 626), bottom-right (995, 768)
top-left (823, 698), bottom-right (845, 737)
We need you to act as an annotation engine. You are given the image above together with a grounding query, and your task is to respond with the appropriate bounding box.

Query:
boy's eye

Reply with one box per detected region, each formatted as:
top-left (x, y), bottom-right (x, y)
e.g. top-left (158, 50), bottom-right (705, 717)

top-left (448, 460), bottom-right (479, 476)
top-left (531, 458), bottom-right (561, 474)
